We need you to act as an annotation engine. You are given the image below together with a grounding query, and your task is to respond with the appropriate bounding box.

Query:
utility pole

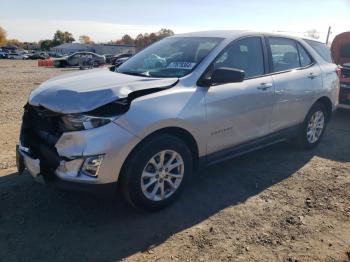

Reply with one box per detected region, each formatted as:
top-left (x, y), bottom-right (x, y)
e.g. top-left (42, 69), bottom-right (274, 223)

top-left (326, 26), bottom-right (332, 46)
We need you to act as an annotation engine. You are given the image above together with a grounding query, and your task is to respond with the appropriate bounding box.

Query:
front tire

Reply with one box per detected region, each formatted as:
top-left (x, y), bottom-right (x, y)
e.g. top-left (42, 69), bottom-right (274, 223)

top-left (120, 134), bottom-right (193, 211)
top-left (296, 103), bottom-right (327, 149)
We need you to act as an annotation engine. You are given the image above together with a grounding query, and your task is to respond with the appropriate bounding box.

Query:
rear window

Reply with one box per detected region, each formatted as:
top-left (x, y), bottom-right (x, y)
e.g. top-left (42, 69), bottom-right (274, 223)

top-left (340, 44), bottom-right (350, 58)
top-left (304, 39), bottom-right (332, 63)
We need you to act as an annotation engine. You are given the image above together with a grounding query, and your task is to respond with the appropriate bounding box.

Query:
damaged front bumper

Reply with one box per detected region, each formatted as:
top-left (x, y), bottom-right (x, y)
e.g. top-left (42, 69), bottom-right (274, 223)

top-left (17, 109), bottom-right (141, 191)
top-left (17, 147), bottom-right (118, 193)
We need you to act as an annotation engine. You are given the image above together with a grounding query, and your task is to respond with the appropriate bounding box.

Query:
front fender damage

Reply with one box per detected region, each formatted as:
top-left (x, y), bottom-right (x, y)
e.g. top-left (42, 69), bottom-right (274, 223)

top-left (52, 80), bottom-right (178, 158)
top-left (86, 80), bottom-right (179, 116)
top-left (29, 69), bottom-right (179, 114)
top-left (20, 78), bottom-right (178, 177)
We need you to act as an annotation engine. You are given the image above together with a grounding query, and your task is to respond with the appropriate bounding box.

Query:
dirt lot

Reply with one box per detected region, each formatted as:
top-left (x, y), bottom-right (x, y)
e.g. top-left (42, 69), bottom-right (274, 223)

top-left (0, 60), bottom-right (349, 262)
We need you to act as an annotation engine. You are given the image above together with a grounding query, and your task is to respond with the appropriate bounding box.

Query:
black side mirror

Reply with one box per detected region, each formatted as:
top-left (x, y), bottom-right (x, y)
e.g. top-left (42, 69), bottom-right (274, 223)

top-left (210, 67), bottom-right (245, 85)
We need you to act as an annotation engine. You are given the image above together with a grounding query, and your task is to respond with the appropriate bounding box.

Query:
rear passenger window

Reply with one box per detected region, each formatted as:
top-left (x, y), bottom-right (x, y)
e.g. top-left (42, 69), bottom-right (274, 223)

top-left (268, 37), bottom-right (300, 72)
top-left (297, 43), bottom-right (313, 67)
top-left (213, 37), bottom-right (265, 78)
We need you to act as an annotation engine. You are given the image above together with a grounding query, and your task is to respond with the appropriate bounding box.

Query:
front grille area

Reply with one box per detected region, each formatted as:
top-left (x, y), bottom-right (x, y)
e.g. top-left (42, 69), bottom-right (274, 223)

top-left (339, 85), bottom-right (350, 105)
top-left (20, 104), bottom-right (62, 172)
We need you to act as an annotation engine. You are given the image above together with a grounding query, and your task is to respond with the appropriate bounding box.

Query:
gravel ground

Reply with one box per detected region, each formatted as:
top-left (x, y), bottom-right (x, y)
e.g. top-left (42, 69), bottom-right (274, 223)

top-left (0, 60), bottom-right (349, 262)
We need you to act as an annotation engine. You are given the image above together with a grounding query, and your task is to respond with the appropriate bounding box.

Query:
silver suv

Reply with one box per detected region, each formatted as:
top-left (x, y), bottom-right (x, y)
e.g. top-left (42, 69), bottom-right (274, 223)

top-left (17, 31), bottom-right (339, 210)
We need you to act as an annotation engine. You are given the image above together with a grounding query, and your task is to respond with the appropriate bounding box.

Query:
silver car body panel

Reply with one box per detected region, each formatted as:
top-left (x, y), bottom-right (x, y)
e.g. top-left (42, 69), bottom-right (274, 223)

top-left (21, 30), bottom-right (339, 185)
top-left (203, 75), bottom-right (274, 154)
top-left (53, 122), bottom-right (141, 183)
top-left (269, 64), bottom-right (323, 131)
top-left (29, 68), bottom-right (178, 114)
top-left (115, 85), bottom-right (208, 156)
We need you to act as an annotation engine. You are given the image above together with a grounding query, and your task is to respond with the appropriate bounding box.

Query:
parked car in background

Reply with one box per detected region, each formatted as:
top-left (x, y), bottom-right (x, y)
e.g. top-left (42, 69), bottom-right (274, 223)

top-left (0, 49), bottom-right (8, 59)
top-left (78, 53), bottom-right (103, 70)
top-left (48, 52), bottom-right (64, 58)
top-left (28, 52), bottom-right (49, 60)
top-left (53, 52), bottom-right (106, 67)
top-left (114, 56), bottom-right (130, 67)
top-left (17, 31), bottom-right (339, 211)
top-left (8, 52), bottom-right (29, 60)
top-left (110, 57), bottom-right (131, 71)
top-left (331, 31), bottom-right (350, 109)
top-left (111, 53), bottom-right (133, 65)
top-left (104, 54), bottom-right (113, 64)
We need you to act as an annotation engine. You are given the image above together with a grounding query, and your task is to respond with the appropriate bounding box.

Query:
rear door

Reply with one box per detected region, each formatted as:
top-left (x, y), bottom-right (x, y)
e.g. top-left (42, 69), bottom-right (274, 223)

top-left (204, 36), bottom-right (275, 155)
top-left (267, 37), bottom-right (322, 132)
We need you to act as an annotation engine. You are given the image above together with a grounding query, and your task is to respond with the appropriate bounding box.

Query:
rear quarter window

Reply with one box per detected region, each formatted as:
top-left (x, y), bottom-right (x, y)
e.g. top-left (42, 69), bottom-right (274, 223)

top-left (304, 39), bottom-right (332, 63)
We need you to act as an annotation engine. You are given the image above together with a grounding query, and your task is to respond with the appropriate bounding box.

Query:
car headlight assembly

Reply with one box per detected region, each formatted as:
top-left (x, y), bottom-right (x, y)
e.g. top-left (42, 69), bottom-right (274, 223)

top-left (61, 114), bottom-right (117, 131)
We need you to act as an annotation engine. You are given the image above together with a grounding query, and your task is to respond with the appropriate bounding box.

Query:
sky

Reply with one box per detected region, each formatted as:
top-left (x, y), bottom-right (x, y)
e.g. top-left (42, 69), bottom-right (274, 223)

top-left (1, 0), bottom-right (350, 43)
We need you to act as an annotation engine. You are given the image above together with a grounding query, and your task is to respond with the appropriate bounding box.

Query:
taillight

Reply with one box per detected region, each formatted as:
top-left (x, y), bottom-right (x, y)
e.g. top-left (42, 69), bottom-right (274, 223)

top-left (336, 67), bottom-right (342, 78)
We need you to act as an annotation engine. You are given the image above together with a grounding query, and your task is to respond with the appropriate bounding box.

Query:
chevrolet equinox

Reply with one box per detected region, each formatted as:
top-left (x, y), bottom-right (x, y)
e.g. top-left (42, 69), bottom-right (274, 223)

top-left (17, 31), bottom-right (339, 210)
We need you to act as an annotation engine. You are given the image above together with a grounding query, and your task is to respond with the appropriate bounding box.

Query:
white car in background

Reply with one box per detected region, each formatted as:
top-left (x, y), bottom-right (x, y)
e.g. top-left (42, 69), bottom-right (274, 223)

top-left (8, 53), bottom-right (29, 60)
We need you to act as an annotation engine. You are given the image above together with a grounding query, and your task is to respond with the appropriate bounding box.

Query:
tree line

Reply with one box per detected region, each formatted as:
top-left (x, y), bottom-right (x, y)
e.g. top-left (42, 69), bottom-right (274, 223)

top-left (0, 26), bottom-right (174, 51)
top-left (114, 28), bottom-right (174, 50)
top-left (0, 27), bottom-right (76, 50)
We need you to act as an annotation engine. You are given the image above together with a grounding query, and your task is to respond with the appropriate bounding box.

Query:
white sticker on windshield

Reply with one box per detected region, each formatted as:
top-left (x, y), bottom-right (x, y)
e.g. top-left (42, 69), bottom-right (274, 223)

top-left (167, 62), bottom-right (196, 70)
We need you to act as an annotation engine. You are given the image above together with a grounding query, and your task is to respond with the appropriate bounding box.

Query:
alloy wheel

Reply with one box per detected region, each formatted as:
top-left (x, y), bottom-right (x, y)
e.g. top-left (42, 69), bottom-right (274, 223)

top-left (141, 150), bottom-right (184, 201)
top-left (306, 110), bottom-right (325, 144)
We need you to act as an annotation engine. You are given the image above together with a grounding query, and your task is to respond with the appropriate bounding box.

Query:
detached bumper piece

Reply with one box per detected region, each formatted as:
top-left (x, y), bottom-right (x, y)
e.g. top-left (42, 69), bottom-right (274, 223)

top-left (17, 146), bottom-right (116, 193)
top-left (19, 104), bottom-right (62, 181)
top-left (17, 104), bottom-right (117, 194)
top-left (17, 146), bottom-right (41, 178)
top-left (16, 144), bottom-right (25, 174)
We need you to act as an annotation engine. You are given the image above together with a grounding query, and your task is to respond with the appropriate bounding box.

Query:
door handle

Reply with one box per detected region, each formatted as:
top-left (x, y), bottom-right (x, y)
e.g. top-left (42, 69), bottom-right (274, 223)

top-left (307, 72), bottom-right (318, 79)
top-left (257, 83), bottom-right (273, 90)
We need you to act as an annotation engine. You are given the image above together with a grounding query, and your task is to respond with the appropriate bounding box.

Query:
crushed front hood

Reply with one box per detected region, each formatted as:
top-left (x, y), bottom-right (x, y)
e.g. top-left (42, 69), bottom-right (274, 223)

top-left (29, 68), bottom-right (178, 114)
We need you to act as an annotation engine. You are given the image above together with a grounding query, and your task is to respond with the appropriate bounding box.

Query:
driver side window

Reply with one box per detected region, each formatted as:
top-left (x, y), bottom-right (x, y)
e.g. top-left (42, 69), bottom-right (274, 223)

top-left (213, 37), bottom-right (265, 78)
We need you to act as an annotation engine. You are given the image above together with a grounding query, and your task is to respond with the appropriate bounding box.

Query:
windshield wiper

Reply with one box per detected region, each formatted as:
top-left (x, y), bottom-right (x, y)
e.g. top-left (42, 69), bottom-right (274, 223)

top-left (118, 71), bottom-right (150, 77)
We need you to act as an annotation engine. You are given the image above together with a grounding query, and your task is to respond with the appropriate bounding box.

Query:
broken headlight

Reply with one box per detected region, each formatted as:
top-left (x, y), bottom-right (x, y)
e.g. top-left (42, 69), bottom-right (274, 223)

top-left (61, 114), bottom-right (117, 131)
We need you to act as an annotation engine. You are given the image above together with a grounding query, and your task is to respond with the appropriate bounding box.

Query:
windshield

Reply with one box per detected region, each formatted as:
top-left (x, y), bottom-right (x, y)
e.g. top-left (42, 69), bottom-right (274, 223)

top-left (117, 37), bottom-right (223, 78)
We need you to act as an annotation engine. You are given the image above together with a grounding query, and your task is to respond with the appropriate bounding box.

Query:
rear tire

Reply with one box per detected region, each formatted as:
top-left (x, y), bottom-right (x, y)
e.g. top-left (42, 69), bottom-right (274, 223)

top-left (120, 134), bottom-right (192, 211)
top-left (295, 103), bottom-right (328, 149)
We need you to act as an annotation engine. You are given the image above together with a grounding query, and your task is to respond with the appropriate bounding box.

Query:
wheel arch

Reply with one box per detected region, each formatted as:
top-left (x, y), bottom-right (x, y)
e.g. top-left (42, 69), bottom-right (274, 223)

top-left (119, 126), bottom-right (200, 184)
top-left (313, 96), bottom-right (333, 122)
top-left (146, 127), bottom-right (200, 170)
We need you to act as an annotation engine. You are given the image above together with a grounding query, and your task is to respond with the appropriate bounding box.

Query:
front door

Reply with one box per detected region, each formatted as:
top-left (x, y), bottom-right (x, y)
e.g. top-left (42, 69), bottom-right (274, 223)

top-left (204, 36), bottom-right (274, 155)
